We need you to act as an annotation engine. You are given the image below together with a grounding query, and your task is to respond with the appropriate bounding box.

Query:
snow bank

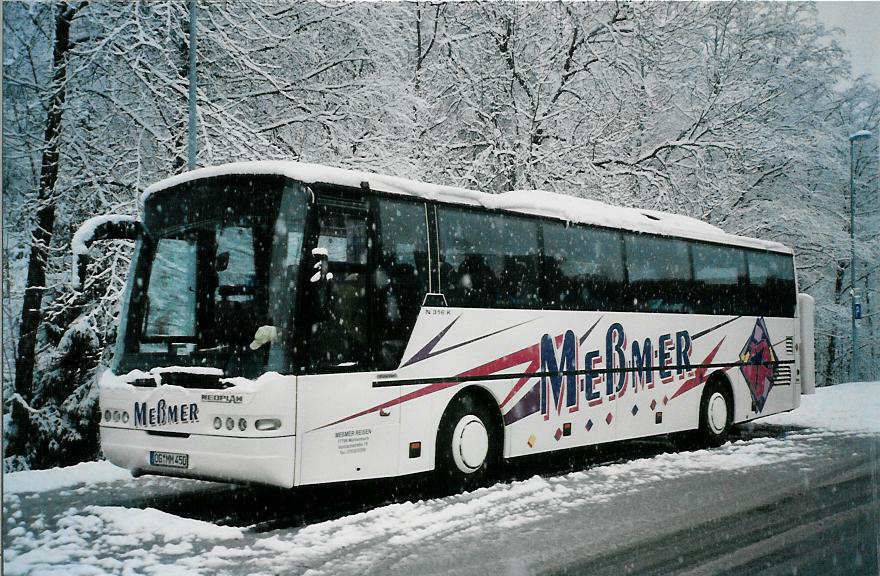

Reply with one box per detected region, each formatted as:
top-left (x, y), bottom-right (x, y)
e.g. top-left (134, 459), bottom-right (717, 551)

top-left (4, 460), bottom-right (130, 495)
top-left (89, 506), bottom-right (243, 541)
top-left (3, 506), bottom-right (242, 576)
top-left (763, 380), bottom-right (880, 434)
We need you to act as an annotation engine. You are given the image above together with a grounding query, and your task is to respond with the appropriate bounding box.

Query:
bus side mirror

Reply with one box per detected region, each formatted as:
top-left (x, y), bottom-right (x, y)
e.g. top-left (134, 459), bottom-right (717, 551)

top-left (216, 251), bottom-right (230, 272)
top-left (309, 247), bottom-right (334, 320)
top-left (72, 215), bottom-right (142, 290)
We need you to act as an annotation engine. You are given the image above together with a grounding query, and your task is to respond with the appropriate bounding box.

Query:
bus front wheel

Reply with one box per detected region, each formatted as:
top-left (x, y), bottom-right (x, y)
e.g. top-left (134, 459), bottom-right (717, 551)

top-left (435, 394), bottom-right (500, 491)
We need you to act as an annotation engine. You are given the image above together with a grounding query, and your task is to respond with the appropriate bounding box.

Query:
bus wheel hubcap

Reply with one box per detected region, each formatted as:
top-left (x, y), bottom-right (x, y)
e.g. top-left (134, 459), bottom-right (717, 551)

top-left (707, 392), bottom-right (727, 434)
top-left (452, 415), bottom-right (489, 474)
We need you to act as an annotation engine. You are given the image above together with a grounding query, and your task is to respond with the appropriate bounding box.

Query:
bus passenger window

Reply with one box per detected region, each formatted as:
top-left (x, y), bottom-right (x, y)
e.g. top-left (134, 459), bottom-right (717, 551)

top-left (542, 223), bottom-right (625, 311)
top-left (692, 243), bottom-right (747, 315)
top-left (437, 207), bottom-right (540, 309)
top-left (624, 234), bottom-right (693, 313)
top-left (375, 199), bottom-right (429, 369)
top-left (747, 250), bottom-right (796, 317)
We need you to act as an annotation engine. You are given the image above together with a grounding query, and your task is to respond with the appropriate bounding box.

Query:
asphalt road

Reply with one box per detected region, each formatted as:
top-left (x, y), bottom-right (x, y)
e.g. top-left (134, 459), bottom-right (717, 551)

top-left (4, 424), bottom-right (879, 575)
top-left (546, 434), bottom-right (878, 576)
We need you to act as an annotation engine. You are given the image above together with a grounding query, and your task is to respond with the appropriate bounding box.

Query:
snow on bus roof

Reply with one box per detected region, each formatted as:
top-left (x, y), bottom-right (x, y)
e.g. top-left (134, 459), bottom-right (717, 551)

top-left (143, 161), bottom-right (789, 252)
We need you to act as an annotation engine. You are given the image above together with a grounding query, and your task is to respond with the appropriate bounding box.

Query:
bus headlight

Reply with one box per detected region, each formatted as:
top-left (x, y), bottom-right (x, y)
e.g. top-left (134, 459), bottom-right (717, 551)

top-left (104, 410), bottom-right (112, 422)
top-left (213, 417), bottom-right (222, 430)
top-left (225, 417), bottom-right (235, 431)
top-left (113, 411), bottom-right (121, 422)
top-left (238, 418), bottom-right (247, 431)
top-left (255, 418), bottom-right (281, 431)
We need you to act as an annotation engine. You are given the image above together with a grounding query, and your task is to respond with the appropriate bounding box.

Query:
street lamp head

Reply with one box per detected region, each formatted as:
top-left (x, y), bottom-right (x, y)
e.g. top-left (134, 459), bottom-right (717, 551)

top-left (849, 130), bottom-right (872, 142)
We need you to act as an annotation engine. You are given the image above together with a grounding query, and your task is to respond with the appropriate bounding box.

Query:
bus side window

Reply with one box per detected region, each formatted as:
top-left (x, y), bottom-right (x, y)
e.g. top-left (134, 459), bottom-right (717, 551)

top-left (374, 199), bottom-right (429, 369)
top-left (624, 234), bottom-right (693, 314)
top-left (773, 254), bottom-right (797, 317)
top-left (747, 250), bottom-right (796, 317)
top-left (542, 222), bottom-right (625, 311)
top-left (438, 208), bottom-right (499, 308)
top-left (437, 207), bottom-right (540, 309)
top-left (692, 243), bottom-right (747, 315)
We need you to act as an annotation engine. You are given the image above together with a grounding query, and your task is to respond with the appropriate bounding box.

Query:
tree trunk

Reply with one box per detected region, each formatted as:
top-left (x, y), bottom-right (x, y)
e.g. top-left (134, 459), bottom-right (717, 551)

top-left (9, 2), bottom-right (78, 457)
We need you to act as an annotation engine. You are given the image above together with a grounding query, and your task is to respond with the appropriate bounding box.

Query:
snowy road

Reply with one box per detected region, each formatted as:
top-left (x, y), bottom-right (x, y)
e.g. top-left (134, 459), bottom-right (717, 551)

top-left (4, 383), bottom-right (879, 576)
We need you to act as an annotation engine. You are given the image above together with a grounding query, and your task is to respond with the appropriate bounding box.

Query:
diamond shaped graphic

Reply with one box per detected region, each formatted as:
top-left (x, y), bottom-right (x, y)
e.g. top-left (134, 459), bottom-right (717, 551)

top-left (631, 404), bottom-right (639, 416)
top-left (739, 317), bottom-right (778, 413)
top-left (650, 399), bottom-right (657, 411)
top-left (554, 428), bottom-right (563, 441)
top-left (586, 419), bottom-right (594, 431)
top-left (662, 395), bottom-right (669, 405)
top-left (606, 412), bottom-right (613, 425)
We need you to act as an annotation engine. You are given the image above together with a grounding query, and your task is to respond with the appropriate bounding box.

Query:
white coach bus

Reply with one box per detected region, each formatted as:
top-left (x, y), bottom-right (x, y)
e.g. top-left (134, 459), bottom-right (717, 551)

top-left (81, 161), bottom-right (815, 489)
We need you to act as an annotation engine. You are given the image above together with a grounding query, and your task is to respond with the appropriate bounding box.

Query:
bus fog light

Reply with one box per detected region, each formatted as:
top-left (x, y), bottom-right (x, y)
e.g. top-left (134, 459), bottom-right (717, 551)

top-left (255, 418), bottom-right (281, 431)
top-left (104, 410), bottom-right (112, 422)
top-left (121, 411), bottom-right (129, 423)
top-left (213, 417), bottom-right (222, 430)
top-left (225, 417), bottom-right (235, 431)
top-left (113, 411), bottom-right (121, 422)
top-left (238, 418), bottom-right (247, 431)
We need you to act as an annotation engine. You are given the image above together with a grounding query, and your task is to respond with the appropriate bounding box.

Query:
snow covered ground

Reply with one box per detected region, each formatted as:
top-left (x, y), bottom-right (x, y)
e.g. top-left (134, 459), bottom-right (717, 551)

top-left (762, 380), bottom-right (879, 435)
top-left (3, 382), bottom-right (877, 575)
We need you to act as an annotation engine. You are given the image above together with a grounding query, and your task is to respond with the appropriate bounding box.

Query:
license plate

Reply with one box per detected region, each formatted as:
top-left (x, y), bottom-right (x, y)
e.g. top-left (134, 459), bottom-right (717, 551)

top-left (150, 450), bottom-right (189, 469)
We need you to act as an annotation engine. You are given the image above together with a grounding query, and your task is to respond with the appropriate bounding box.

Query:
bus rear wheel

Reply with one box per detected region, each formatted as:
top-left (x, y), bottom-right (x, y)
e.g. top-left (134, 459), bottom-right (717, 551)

top-left (435, 394), bottom-right (500, 492)
top-left (698, 379), bottom-right (733, 447)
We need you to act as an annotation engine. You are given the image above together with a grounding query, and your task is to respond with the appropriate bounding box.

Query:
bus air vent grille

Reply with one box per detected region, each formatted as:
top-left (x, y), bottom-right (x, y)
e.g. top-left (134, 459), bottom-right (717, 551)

top-left (775, 365), bottom-right (792, 386)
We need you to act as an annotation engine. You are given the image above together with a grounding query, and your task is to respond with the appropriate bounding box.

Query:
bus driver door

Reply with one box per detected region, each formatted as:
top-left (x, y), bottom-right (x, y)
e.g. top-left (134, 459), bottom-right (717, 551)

top-left (296, 190), bottom-right (401, 485)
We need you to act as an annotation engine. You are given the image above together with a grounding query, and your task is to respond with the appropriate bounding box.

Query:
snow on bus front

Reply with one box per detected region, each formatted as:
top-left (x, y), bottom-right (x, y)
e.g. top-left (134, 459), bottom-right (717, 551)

top-left (99, 368), bottom-right (297, 487)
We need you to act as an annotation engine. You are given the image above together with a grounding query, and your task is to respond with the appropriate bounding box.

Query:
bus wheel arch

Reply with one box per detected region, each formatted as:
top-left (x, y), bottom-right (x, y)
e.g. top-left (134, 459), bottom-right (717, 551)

top-left (699, 371), bottom-right (734, 446)
top-left (435, 386), bottom-right (504, 490)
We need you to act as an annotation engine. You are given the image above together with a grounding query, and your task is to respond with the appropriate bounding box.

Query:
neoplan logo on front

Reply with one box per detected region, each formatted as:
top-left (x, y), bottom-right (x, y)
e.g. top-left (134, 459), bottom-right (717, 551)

top-left (133, 399), bottom-right (199, 427)
top-left (201, 393), bottom-right (244, 404)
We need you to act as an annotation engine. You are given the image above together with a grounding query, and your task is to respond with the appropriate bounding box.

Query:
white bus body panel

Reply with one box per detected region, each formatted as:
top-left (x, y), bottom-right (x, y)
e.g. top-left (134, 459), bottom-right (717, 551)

top-left (101, 428), bottom-right (295, 488)
top-left (291, 308), bottom-right (798, 485)
top-left (295, 372), bottom-right (400, 485)
top-left (100, 372), bottom-right (297, 487)
top-left (101, 309), bottom-right (800, 488)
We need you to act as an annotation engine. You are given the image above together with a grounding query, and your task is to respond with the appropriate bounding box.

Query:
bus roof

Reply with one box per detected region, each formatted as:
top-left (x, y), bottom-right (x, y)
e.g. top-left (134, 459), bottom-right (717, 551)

top-left (143, 161), bottom-right (791, 253)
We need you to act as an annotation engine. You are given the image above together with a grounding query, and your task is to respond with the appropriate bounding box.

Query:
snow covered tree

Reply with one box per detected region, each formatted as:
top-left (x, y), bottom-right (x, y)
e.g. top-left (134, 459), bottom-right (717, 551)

top-left (7, 1), bottom-right (83, 462)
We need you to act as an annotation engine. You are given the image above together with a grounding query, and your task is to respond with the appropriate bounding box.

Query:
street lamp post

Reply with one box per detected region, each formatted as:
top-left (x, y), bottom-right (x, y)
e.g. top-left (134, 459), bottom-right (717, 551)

top-left (849, 129), bottom-right (872, 383)
top-left (188, 0), bottom-right (197, 170)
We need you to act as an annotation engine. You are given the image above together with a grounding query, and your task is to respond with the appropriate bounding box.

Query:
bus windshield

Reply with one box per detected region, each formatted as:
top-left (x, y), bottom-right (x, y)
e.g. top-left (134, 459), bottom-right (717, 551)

top-left (115, 177), bottom-right (308, 379)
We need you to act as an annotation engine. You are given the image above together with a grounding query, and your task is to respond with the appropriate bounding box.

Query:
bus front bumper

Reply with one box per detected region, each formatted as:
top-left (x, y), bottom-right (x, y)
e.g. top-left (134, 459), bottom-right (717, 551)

top-left (101, 426), bottom-right (296, 488)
